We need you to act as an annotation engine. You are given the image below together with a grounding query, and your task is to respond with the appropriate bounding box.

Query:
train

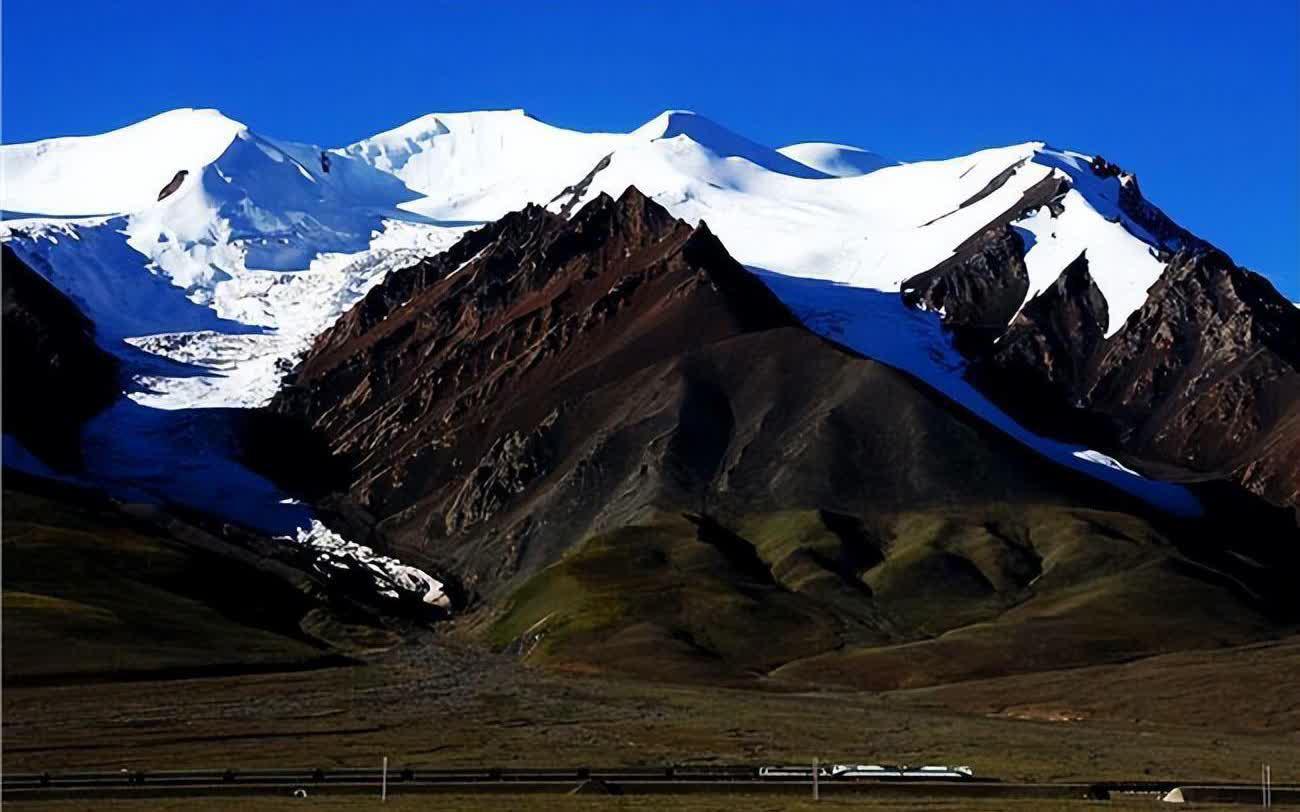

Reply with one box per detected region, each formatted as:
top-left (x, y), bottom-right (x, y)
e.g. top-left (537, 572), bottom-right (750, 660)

top-left (758, 764), bottom-right (974, 780)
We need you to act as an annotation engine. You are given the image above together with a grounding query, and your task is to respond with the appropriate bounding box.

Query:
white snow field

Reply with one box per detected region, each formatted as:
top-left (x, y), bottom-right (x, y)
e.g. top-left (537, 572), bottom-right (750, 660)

top-left (0, 105), bottom-right (1202, 588)
top-left (776, 142), bottom-right (897, 177)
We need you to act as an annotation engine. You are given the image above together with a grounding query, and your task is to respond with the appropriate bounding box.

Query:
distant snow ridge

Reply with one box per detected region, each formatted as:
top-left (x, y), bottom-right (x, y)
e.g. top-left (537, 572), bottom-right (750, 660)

top-left (0, 105), bottom-right (1206, 565)
top-left (777, 142), bottom-right (897, 177)
top-left (341, 109), bottom-right (624, 222)
top-left (633, 110), bottom-right (833, 178)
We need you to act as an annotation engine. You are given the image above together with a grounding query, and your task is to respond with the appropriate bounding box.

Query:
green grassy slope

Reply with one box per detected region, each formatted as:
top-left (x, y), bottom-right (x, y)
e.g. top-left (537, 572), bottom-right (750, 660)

top-left (485, 513), bottom-right (843, 683)
top-left (2, 485), bottom-right (332, 682)
top-left (483, 506), bottom-right (1278, 689)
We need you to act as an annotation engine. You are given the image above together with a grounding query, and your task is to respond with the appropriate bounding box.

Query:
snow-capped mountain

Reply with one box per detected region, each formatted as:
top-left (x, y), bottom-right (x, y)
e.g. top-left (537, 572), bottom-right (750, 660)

top-left (3, 106), bottom-right (1295, 609)
top-left (2, 107), bottom-right (1188, 412)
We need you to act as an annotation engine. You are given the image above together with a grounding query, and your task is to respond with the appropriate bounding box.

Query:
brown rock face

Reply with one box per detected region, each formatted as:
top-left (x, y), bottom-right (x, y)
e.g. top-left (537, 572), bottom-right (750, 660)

top-left (1083, 249), bottom-right (1300, 507)
top-left (2, 246), bottom-right (121, 469)
top-left (270, 189), bottom-right (1153, 596)
top-left (901, 171), bottom-right (1069, 355)
top-left (156, 169), bottom-right (188, 201)
top-left (967, 251), bottom-right (1119, 445)
top-left (901, 225), bottom-right (1030, 339)
top-left (273, 188), bottom-right (801, 586)
top-left (992, 251), bottom-right (1109, 394)
top-left (910, 235), bottom-right (1300, 512)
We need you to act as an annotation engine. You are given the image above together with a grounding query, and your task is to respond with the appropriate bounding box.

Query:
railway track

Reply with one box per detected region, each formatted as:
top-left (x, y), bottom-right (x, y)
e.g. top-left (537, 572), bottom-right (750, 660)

top-left (3, 768), bottom-right (1295, 804)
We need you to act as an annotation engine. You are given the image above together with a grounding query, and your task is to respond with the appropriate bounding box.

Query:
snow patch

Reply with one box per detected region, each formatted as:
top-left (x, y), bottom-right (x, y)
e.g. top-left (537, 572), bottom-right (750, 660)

top-left (281, 521), bottom-right (450, 608)
top-left (1072, 449), bottom-right (1142, 477)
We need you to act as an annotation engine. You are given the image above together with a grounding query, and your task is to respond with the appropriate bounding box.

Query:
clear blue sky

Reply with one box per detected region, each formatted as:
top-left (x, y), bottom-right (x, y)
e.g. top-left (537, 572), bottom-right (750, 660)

top-left (3, 0), bottom-right (1296, 297)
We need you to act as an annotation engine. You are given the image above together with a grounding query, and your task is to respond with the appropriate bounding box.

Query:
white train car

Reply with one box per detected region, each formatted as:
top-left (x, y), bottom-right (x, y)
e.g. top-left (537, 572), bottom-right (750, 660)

top-left (835, 764), bottom-right (905, 778)
top-left (899, 765), bottom-right (974, 779)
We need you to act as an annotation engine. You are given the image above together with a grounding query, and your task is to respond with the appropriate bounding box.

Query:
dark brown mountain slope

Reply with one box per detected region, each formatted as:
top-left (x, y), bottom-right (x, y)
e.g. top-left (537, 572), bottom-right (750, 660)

top-left (981, 249), bottom-right (1300, 511)
top-left (275, 188), bottom-right (1124, 590)
top-left (2, 245), bottom-right (120, 469)
top-left (268, 189), bottom-right (1293, 685)
top-left (1082, 250), bottom-right (1300, 503)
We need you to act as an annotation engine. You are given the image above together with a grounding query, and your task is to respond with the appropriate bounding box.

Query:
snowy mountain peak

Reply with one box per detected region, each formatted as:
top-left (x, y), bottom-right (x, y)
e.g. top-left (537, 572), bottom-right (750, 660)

top-left (631, 109), bottom-right (830, 178)
top-left (630, 109), bottom-right (706, 138)
top-left (11, 103), bottom-right (1288, 616)
top-left (360, 107), bottom-right (536, 141)
top-left (1, 107), bottom-right (250, 217)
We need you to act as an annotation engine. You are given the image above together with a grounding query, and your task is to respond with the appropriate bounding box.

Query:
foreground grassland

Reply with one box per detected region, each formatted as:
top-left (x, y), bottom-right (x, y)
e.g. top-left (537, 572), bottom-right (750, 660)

top-left (4, 485), bottom-right (1297, 799)
top-left (1, 488), bottom-right (331, 682)
top-left (5, 635), bottom-right (1298, 784)
top-left (482, 508), bottom-right (1280, 690)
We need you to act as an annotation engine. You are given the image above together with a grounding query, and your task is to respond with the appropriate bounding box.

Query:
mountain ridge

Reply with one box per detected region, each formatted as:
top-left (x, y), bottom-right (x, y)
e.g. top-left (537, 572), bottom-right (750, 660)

top-left (2, 106), bottom-right (1295, 645)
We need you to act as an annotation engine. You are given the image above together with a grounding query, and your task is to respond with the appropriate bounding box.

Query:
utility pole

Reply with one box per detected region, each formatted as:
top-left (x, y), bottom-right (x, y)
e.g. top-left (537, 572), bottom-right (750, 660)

top-left (382, 756), bottom-right (388, 802)
top-left (813, 757), bottom-right (819, 801)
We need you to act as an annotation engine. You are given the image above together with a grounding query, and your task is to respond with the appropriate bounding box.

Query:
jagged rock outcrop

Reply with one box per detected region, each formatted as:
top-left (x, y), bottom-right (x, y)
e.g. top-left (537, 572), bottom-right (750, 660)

top-left (2, 246), bottom-right (120, 468)
top-left (1116, 174), bottom-right (1204, 255)
top-left (1083, 249), bottom-right (1300, 507)
top-left (445, 411), bottom-right (558, 534)
top-left (272, 188), bottom-right (811, 588)
top-left (965, 252), bottom-right (1118, 444)
top-left (909, 234), bottom-right (1300, 512)
top-left (901, 170), bottom-right (1070, 356)
top-left (901, 225), bottom-right (1030, 348)
top-left (157, 169), bottom-right (188, 201)
top-left (991, 251), bottom-right (1109, 393)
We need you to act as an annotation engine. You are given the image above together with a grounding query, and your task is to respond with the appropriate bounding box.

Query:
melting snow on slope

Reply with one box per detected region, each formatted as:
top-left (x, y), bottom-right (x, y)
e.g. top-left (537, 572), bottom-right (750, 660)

top-left (3, 119), bottom-right (469, 408)
top-left (1072, 449), bottom-right (1143, 477)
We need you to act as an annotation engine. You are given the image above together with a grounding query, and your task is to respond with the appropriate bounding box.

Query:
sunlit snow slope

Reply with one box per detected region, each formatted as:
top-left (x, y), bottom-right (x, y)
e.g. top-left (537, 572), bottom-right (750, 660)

top-left (1, 109), bottom-right (466, 605)
top-left (776, 142), bottom-right (896, 177)
top-left (2, 105), bottom-right (1205, 531)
